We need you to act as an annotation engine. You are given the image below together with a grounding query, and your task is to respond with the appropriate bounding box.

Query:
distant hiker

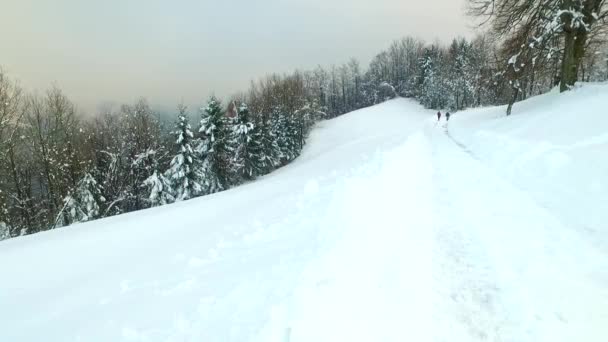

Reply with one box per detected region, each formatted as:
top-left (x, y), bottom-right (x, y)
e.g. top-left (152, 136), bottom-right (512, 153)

top-left (446, 112), bottom-right (451, 121)
top-left (437, 111), bottom-right (441, 121)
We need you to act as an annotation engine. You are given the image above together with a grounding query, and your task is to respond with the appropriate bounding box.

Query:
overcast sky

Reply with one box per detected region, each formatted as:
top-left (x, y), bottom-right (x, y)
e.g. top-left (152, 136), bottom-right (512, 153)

top-left (1, 0), bottom-right (471, 114)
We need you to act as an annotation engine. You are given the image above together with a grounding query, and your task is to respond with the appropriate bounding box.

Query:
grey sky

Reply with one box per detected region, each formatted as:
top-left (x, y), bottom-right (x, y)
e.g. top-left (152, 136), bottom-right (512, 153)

top-left (1, 0), bottom-right (471, 114)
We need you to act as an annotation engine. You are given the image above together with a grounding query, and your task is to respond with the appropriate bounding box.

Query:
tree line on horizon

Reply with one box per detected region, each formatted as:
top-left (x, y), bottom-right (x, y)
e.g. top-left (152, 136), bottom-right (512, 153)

top-left (1, 0), bottom-right (607, 239)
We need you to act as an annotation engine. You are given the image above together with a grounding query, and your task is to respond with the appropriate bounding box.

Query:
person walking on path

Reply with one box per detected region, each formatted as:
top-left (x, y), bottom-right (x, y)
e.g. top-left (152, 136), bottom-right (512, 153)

top-left (446, 112), bottom-right (451, 121)
top-left (437, 111), bottom-right (441, 121)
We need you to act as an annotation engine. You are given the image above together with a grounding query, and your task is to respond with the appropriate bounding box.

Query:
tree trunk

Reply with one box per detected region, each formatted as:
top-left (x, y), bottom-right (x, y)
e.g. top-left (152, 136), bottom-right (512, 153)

top-left (560, 28), bottom-right (589, 92)
top-left (8, 145), bottom-right (33, 234)
top-left (560, 29), bottom-right (577, 92)
top-left (529, 68), bottom-right (536, 96)
top-left (506, 81), bottom-right (520, 116)
top-left (559, 0), bottom-right (598, 92)
top-left (341, 83), bottom-right (346, 112)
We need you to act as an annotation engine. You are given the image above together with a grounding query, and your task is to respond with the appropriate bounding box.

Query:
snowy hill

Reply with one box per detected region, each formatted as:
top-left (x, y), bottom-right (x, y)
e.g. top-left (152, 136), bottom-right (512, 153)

top-left (1, 85), bottom-right (607, 341)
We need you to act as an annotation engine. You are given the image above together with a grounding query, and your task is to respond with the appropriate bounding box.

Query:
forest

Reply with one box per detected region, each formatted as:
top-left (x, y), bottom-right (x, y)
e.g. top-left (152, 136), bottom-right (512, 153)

top-left (1, 0), bottom-right (607, 239)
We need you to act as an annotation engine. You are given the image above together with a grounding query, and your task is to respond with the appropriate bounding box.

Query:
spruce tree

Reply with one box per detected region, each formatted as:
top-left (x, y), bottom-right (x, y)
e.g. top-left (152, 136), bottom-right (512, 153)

top-left (225, 103), bottom-right (255, 184)
top-left (196, 96), bottom-right (226, 194)
top-left (271, 107), bottom-right (299, 165)
top-left (245, 112), bottom-right (274, 178)
top-left (166, 105), bottom-right (201, 201)
top-left (419, 48), bottom-right (447, 110)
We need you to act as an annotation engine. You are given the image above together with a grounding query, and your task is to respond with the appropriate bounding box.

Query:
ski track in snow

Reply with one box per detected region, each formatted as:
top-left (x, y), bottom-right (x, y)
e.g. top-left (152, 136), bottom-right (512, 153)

top-left (1, 87), bottom-right (608, 341)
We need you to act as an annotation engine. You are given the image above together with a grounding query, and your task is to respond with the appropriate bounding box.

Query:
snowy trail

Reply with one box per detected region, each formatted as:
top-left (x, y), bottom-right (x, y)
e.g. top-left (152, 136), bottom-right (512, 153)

top-left (254, 119), bottom-right (608, 342)
top-left (254, 133), bottom-right (435, 342)
top-left (1, 94), bottom-right (608, 341)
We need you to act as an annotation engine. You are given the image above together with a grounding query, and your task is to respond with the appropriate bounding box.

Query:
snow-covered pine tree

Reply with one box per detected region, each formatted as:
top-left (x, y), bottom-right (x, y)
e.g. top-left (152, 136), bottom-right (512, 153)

top-left (445, 38), bottom-right (478, 111)
top-left (270, 106), bottom-right (299, 165)
top-left (196, 96), bottom-right (227, 194)
top-left (57, 172), bottom-right (105, 226)
top-left (166, 105), bottom-right (201, 201)
top-left (419, 51), bottom-right (434, 108)
top-left (225, 103), bottom-right (255, 184)
top-left (143, 170), bottom-right (174, 206)
top-left (419, 48), bottom-right (448, 110)
top-left (244, 112), bottom-right (275, 178)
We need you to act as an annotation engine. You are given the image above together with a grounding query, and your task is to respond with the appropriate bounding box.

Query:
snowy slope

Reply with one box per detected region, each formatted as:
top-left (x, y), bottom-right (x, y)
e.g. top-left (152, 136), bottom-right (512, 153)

top-left (448, 83), bottom-right (608, 251)
top-left (1, 87), bottom-right (607, 342)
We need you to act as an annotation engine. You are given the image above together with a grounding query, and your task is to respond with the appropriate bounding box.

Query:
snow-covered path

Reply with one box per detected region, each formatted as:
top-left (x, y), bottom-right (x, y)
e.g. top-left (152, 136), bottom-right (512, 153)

top-left (254, 119), bottom-right (608, 342)
top-left (1, 91), bottom-right (607, 341)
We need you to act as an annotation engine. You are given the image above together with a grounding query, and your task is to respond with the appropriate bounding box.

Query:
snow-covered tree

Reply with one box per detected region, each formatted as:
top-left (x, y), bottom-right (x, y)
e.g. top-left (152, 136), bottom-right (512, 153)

top-left (117, 99), bottom-right (162, 210)
top-left (271, 107), bottom-right (299, 165)
top-left (444, 38), bottom-right (478, 110)
top-left (57, 172), bottom-right (105, 226)
top-left (136, 148), bottom-right (174, 207)
top-left (419, 49), bottom-right (447, 109)
top-left (468, 0), bottom-right (607, 94)
top-left (166, 105), bottom-right (201, 201)
top-left (246, 114), bottom-right (276, 178)
top-left (0, 69), bottom-right (26, 236)
top-left (377, 82), bottom-right (397, 102)
top-left (225, 103), bottom-right (255, 184)
top-left (143, 170), bottom-right (174, 206)
top-left (196, 96), bottom-right (227, 194)
top-left (0, 221), bottom-right (8, 240)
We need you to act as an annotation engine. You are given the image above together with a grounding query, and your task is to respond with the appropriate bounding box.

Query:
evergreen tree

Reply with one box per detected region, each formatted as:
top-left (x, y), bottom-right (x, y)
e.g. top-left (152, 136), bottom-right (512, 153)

top-left (143, 170), bottom-right (174, 206)
top-left (225, 103), bottom-right (255, 184)
top-left (166, 105), bottom-right (201, 201)
top-left (57, 172), bottom-right (105, 225)
top-left (133, 148), bottom-right (174, 206)
top-left (271, 107), bottom-right (299, 165)
top-left (196, 96), bottom-right (226, 194)
top-left (419, 48), bottom-right (448, 110)
top-left (245, 112), bottom-right (275, 178)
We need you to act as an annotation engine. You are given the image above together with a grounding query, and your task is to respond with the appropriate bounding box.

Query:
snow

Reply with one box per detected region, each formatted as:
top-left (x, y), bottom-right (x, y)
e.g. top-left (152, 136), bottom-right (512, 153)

top-left (1, 85), bottom-right (608, 341)
top-left (448, 83), bottom-right (608, 252)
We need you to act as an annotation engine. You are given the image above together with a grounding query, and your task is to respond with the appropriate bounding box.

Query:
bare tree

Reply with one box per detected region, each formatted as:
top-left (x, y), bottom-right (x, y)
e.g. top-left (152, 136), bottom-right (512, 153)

top-left (468, 0), bottom-right (608, 94)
